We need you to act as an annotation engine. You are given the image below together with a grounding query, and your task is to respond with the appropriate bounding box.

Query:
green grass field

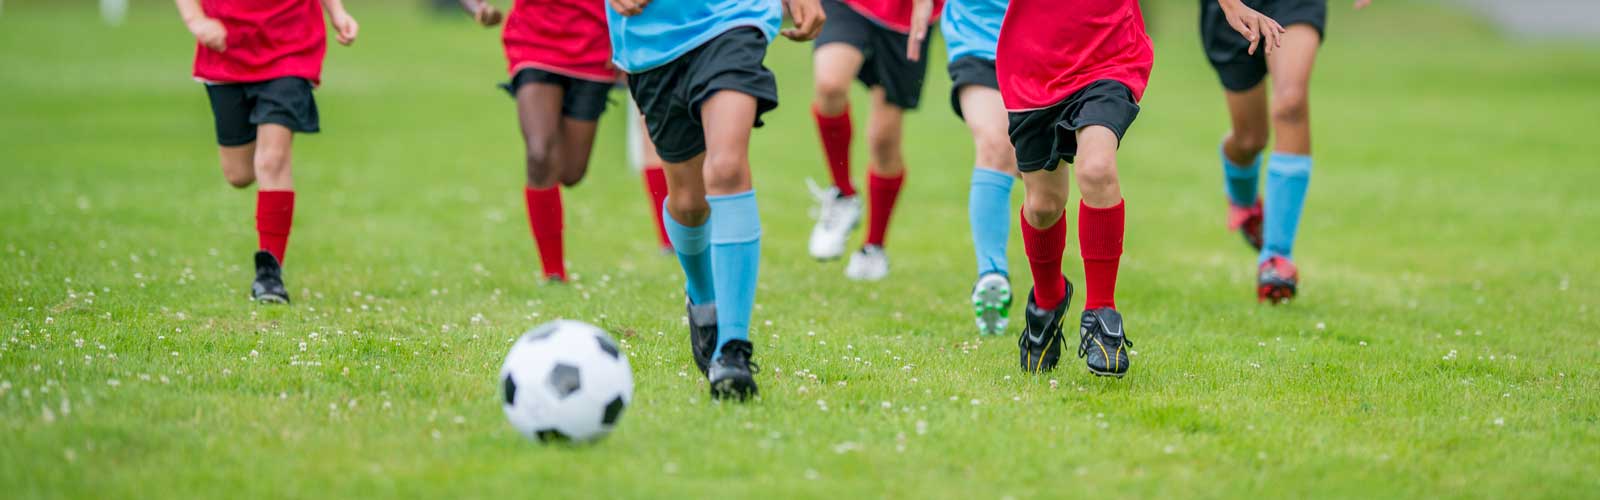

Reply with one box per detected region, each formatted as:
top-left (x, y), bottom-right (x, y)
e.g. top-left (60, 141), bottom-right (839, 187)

top-left (3, 1), bottom-right (1599, 498)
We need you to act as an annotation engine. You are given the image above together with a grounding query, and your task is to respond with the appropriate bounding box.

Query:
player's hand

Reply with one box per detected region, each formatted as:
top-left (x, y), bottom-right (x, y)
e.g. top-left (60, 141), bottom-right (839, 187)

top-left (781, 0), bottom-right (825, 41)
top-left (474, 2), bottom-right (503, 26)
top-left (1218, 0), bottom-right (1283, 55)
top-left (904, 0), bottom-right (933, 61)
top-left (331, 10), bottom-right (359, 46)
top-left (1353, 0), bottom-right (1372, 9)
top-left (187, 16), bottom-right (228, 52)
top-left (610, 0), bottom-right (649, 17)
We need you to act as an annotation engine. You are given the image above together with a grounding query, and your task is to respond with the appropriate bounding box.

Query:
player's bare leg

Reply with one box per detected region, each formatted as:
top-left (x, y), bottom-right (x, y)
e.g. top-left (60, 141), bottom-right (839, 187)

top-left (515, 81), bottom-right (571, 281)
top-left (1072, 126), bottom-right (1131, 377)
top-left (555, 116), bottom-right (600, 188)
top-left (960, 85), bottom-right (1018, 335)
top-left (219, 143), bottom-right (255, 188)
top-left (847, 87), bottom-right (907, 281)
top-left (1256, 24), bottom-right (1322, 303)
top-left (1016, 159), bottom-right (1073, 373)
top-left (250, 124), bottom-right (294, 303)
top-left (699, 90), bottom-right (761, 400)
top-left (1221, 83), bottom-right (1269, 250)
top-left (808, 43), bottom-right (867, 260)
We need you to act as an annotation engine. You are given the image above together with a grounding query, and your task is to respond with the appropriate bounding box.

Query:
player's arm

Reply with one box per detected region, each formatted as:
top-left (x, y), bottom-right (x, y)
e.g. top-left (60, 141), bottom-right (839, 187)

top-left (457, 0), bottom-right (504, 26)
top-left (781, 0), bottom-right (825, 41)
top-left (1216, 0), bottom-right (1284, 55)
top-left (904, 0), bottom-right (932, 61)
top-left (174, 0), bottom-right (226, 52)
top-left (320, 0), bottom-right (359, 46)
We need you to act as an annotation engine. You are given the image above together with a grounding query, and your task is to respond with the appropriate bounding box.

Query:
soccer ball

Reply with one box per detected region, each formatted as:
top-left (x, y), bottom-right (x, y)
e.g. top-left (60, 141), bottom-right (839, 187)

top-left (500, 320), bottom-right (633, 444)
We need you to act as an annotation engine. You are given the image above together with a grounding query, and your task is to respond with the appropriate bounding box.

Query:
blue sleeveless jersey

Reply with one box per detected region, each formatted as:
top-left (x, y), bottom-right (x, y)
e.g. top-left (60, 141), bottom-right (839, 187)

top-left (941, 0), bottom-right (1006, 63)
top-left (607, 0), bottom-right (783, 73)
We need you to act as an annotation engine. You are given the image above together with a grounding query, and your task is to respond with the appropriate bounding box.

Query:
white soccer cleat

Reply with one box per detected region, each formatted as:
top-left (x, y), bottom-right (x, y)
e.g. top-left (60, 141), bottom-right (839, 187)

top-left (806, 178), bottom-right (861, 260)
top-left (970, 272), bottom-right (1013, 336)
top-left (844, 245), bottom-right (889, 281)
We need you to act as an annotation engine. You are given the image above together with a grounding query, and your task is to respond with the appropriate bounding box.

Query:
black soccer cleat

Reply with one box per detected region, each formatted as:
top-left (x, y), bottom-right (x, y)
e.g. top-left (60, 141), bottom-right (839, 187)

top-left (1017, 278), bottom-right (1074, 374)
top-left (708, 340), bottom-right (759, 401)
top-left (251, 250), bottom-right (289, 304)
top-left (686, 301), bottom-right (718, 376)
top-left (1078, 307), bottom-right (1132, 378)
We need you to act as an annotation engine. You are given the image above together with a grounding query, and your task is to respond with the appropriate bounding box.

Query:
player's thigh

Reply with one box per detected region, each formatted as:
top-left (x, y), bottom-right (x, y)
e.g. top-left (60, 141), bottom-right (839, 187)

top-left (813, 43), bottom-right (866, 93)
top-left (698, 90), bottom-right (757, 195)
top-left (556, 117), bottom-right (601, 186)
top-left (514, 82), bottom-right (567, 154)
top-left (218, 144), bottom-right (256, 187)
top-left (957, 86), bottom-right (1016, 172)
top-left (1072, 126), bottom-right (1121, 184)
top-left (1265, 24), bottom-right (1321, 102)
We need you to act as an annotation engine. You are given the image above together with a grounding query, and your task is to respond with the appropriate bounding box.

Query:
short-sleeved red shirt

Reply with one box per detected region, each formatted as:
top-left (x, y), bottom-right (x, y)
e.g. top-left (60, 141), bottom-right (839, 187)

top-left (192, 0), bottom-right (326, 85)
top-left (503, 0), bottom-right (617, 82)
top-left (840, 0), bottom-right (945, 34)
top-left (995, 0), bottom-right (1153, 111)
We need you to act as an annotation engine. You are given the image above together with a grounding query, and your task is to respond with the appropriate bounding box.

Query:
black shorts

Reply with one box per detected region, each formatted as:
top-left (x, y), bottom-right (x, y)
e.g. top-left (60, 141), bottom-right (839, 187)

top-left (627, 28), bottom-right (779, 163)
top-left (1200, 0), bottom-right (1327, 91)
top-left (815, 0), bottom-right (931, 110)
top-left (946, 56), bottom-right (998, 120)
top-left (204, 77), bottom-right (319, 146)
top-left (1007, 80), bottom-right (1141, 172)
top-left (500, 67), bottom-right (613, 121)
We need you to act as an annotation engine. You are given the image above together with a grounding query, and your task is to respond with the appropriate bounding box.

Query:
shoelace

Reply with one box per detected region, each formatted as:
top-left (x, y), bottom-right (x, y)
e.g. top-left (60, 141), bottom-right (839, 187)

top-left (805, 178), bottom-right (846, 231)
top-left (1077, 318), bottom-right (1133, 359)
top-left (721, 343), bottom-right (762, 374)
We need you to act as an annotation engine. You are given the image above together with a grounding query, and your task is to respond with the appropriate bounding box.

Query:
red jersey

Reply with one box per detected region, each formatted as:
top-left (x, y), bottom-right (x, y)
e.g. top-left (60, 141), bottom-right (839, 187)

top-left (995, 0), bottom-right (1153, 111)
top-left (192, 0), bottom-right (326, 85)
top-left (502, 0), bottom-right (616, 82)
top-left (840, 0), bottom-right (945, 34)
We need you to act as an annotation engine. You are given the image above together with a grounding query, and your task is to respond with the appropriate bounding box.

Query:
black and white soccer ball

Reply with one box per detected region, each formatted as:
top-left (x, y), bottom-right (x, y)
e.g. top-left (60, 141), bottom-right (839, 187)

top-left (500, 320), bottom-right (633, 444)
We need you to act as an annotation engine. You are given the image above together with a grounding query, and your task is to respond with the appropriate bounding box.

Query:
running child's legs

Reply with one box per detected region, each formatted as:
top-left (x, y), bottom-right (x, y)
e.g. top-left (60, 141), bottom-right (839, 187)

top-left (959, 85), bottom-right (1017, 277)
top-left (515, 81), bottom-right (571, 280)
top-left (253, 124), bottom-right (295, 263)
top-left (812, 43), bottom-right (866, 195)
top-left (219, 144), bottom-right (255, 188)
top-left (1073, 127), bottom-right (1125, 311)
top-left (1260, 24), bottom-right (1320, 262)
top-left (863, 87), bottom-right (906, 248)
top-left (699, 90), bottom-right (760, 357)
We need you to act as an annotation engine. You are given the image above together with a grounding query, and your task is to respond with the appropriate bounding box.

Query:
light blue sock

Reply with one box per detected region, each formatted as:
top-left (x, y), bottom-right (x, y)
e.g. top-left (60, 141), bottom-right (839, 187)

top-left (662, 198), bottom-right (714, 306)
top-left (1261, 152), bottom-right (1311, 264)
top-left (1222, 144), bottom-right (1262, 207)
top-left (707, 191), bottom-right (760, 360)
top-left (968, 168), bottom-right (1013, 278)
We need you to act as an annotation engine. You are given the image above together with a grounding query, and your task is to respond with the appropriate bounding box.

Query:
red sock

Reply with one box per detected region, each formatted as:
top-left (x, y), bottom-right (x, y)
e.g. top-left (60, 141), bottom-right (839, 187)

top-left (255, 190), bottom-right (294, 264)
top-left (524, 186), bottom-right (565, 280)
top-left (865, 169), bottom-right (905, 247)
top-left (1020, 208), bottom-right (1068, 309)
top-left (1079, 200), bottom-right (1125, 310)
top-left (642, 165), bottom-right (671, 250)
top-left (813, 104), bottom-right (855, 196)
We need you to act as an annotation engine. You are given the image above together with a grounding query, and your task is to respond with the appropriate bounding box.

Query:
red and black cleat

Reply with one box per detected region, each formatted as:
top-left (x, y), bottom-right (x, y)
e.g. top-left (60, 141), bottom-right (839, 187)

top-left (1228, 199), bottom-right (1264, 252)
top-left (1257, 255), bottom-right (1299, 304)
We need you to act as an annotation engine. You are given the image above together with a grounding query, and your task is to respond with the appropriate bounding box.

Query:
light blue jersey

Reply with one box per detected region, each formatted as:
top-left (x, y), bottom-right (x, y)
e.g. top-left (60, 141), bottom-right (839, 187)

top-left (940, 0), bottom-right (1006, 63)
top-left (607, 0), bottom-right (783, 73)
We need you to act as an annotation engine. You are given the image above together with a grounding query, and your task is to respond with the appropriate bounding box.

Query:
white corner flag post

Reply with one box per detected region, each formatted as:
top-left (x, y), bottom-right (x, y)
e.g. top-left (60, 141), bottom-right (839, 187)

top-left (102, 0), bottom-right (128, 26)
top-left (626, 93), bottom-right (645, 173)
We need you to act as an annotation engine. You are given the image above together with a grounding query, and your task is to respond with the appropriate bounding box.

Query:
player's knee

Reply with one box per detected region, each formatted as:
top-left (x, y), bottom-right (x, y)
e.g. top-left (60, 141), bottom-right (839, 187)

top-left (1231, 130), bottom-right (1269, 157)
top-left (974, 132), bottom-right (1016, 169)
top-left (523, 143), bottom-right (558, 186)
top-left (702, 155), bottom-right (750, 193)
top-left (666, 194), bottom-right (709, 223)
top-left (223, 170), bottom-right (255, 189)
top-left (814, 77), bottom-right (852, 108)
top-left (1271, 88), bottom-right (1310, 126)
top-left (558, 170), bottom-right (586, 188)
top-left (253, 148), bottom-right (290, 178)
top-left (867, 129), bottom-right (902, 165)
top-left (1022, 192), bottom-right (1066, 228)
top-left (1074, 155), bottom-right (1119, 192)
